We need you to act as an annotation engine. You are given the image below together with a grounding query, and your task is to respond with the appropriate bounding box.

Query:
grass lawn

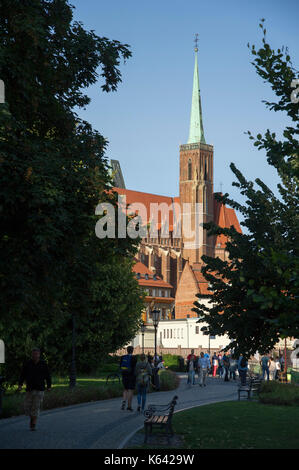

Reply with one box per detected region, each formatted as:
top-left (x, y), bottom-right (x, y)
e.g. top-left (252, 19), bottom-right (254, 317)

top-left (129, 401), bottom-right (299, 449)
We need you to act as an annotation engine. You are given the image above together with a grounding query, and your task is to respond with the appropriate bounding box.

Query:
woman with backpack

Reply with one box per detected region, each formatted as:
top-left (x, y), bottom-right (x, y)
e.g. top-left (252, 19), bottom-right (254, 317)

top-left (238, 354), bottom-right (248, 386)
top-left (135, 354), bottom-right (152, 413)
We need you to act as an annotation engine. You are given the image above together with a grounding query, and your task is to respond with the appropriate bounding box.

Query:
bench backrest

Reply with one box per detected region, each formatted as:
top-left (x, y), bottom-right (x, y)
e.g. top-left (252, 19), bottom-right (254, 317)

top-left (250, 379), bottom-right (262, 390)
top-left (169, 396), bottom-right (178, 413)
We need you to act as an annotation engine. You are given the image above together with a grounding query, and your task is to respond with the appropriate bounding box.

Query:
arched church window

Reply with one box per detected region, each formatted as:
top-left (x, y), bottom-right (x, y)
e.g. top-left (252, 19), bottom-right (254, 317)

top-left (188, 159), bottom-right (192, 180)
top-left (203, 186), bottom-right (208, 213)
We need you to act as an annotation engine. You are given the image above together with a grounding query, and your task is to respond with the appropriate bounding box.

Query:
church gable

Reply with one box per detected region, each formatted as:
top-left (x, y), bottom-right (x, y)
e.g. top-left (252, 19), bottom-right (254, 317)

top-left (175, 261), bottom-right (199, 319)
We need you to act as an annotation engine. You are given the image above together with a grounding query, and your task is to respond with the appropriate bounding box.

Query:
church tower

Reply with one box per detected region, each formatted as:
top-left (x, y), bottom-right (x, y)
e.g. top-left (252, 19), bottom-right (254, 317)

top-left (179, 39), bottom-right (214, 264)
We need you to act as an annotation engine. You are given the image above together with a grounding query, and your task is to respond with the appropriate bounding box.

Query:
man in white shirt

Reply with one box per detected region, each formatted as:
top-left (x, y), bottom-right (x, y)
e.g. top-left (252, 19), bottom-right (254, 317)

top-left (198, 352), bottom-right (211, 387)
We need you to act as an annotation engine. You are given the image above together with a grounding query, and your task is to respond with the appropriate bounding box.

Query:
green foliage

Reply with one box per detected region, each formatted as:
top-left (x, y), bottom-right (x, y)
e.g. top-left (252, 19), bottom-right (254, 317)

top-left (162, 354), bottom-right (182, 371)
top-left (0, 1), bottom-right (142, 384)
top-left (193, 22), bottom-right (299, 357)
top-left (259, 381), bottom-right (299, 406)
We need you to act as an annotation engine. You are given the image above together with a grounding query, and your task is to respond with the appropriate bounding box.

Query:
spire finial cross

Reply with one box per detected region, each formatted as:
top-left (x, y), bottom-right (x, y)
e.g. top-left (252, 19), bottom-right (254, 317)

top-left (194, 33), bottom-right (199, 51)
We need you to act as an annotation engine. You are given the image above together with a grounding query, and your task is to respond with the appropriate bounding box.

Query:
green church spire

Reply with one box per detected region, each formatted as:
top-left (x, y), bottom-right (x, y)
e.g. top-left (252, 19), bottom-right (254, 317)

top-left (188, 38), bottom-right (206, 144)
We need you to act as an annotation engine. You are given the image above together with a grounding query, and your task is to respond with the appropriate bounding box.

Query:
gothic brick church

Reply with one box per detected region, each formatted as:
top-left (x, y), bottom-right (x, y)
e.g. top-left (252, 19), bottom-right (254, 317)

top-left (112, 45), bottom-right (241, 324)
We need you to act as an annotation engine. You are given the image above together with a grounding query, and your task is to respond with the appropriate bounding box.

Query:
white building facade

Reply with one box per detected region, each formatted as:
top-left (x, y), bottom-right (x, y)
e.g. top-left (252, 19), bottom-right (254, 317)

top-left (157, 318), bottom-right (231, 351)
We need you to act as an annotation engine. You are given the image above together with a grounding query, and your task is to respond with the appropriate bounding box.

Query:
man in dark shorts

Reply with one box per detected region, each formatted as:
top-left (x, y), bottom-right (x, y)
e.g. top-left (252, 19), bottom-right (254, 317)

top-left (17, 348), bottom-right (51, 430)
top-left (120, 346), bottom-right (137, 411)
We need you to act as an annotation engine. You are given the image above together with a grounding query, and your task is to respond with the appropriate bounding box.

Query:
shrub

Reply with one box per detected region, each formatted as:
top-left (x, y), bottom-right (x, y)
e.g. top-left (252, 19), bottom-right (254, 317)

top-left (259, 381), bottom-right (299, 406)
top-left (291, 370), bottom-right (299, 384)
top-left (159, 370), bottom-right (180, 391)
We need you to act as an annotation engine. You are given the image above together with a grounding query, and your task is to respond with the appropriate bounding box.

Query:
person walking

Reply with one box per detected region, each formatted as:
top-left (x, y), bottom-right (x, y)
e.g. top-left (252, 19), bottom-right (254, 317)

top-left (275, 357), bottom-right (281, 380)
top-left (198, 352), bottom-right (211, 387)
top-left (260, 354), bottom-right (270, 381)
top-left (120, 345), bottom-right (137, 411)
top-left (135, 354), bottom-right (152, 413)
top-left (222, 353), bottom-right (230, 382)
top-left (186, 349), bottom-right (197, 385)
top-left (238, 354), bottom-right (248, 386)
top-left (17, 348), bottom-right (51, 431)
top-left (204, 353), bottom-right (211, 376)
top-left (269, 356), bottom-right (276, 381)
top-left (212, 353), bottom-right (218, 377)
top-left (153, 353), bottom-right (160, 365)
top-left (279, 354), bottom-right (285, 373)
top-left (149, 357), bottom-right (156, 388)
top-left (229, 355), bottom-right (238, 380)
top-left (217, 353), bottom-right (223, 378)
top-left (156, 358), bottom-right (167, 371)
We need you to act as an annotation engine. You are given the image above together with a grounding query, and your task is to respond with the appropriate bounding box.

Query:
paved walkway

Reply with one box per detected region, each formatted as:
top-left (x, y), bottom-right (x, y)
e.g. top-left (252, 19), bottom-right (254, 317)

top-left (0, 374), bottom-right (238, 449)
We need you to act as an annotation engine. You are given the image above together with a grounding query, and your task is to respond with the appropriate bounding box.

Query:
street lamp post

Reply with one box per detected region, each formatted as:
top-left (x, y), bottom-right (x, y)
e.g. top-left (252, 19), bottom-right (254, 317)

top-left (69, 313), bottom-right (76, 388)
top-left (151, 308), bottom-right (160, 391)
top-left (140, 322), bottom-right (146, 354)
top-left (152, 308), bottom-right (160, 365)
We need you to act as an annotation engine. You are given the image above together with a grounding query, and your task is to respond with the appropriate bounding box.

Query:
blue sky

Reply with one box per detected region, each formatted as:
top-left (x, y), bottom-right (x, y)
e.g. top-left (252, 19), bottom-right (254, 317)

top-left (70, 0), bottom-right (298, 224)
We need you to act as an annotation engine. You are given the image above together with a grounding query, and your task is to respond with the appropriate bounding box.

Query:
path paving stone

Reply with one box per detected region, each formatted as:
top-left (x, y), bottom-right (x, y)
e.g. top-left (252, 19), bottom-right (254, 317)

top-left (0, 374), bottom-right (239, 449)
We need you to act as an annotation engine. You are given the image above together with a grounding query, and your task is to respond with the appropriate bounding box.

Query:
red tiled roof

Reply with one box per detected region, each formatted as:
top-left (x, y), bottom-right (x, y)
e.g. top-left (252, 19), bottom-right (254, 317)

top-left (138, 279), bottom-right (173, 288)
top-left (213, 194), bottom-right (242, 248)
top-left (113, 188), bottom-right (241, 247)
top-left (191, 262), bottom-right (227, 296)
top-left (113, 187), bottom-right (177, 231)
top-left (192, 270), bottom-right (212, 296)
top-left (132, 259), bottom-right (173, 289)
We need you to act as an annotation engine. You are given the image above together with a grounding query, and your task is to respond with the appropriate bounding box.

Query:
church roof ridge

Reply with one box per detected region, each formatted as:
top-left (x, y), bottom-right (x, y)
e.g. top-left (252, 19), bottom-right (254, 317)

top-left (113, 186), bottom-right (177, 201)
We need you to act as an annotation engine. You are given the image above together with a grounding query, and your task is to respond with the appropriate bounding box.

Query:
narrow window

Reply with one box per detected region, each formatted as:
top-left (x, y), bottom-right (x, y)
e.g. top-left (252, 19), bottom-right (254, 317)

top-left (188, 158), bottom-right (192, 180)
top-left (203, 186), bottom-right (208, 213)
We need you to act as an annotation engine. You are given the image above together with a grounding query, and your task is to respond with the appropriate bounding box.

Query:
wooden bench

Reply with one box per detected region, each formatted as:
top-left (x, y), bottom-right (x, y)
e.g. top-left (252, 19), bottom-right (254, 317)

top-left (144, 395), bottom-right (178, 444)
top-left (238, 377), bottom-right (262, 401)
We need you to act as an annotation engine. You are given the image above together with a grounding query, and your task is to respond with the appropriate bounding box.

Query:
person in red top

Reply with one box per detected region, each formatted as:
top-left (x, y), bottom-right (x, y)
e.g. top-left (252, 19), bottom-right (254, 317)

top-left (212, 353), bottom-right (218, 377)
top-left (186, 349), bottom-right (197, 385)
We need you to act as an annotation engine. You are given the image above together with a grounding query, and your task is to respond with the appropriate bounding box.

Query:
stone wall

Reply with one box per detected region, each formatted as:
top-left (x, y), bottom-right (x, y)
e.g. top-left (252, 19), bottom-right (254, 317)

top-left (115, 345), bottom-right (220, 359)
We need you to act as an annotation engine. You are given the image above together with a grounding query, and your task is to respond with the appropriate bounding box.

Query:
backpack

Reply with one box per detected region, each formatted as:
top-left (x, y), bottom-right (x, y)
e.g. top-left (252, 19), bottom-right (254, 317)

top-left (120, 354), bottom-right (133, 374)
top-left (240, 357), bottom-right (247, 368)
top-left (137, 364), bottom-right (149, 387)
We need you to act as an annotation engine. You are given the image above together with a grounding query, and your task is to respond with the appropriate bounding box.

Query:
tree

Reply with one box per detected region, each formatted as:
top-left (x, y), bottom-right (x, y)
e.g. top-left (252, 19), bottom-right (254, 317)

top-left (192, 21), bottom-right (299, 357)
top-left (0, 0), bottom-right (143, 383)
